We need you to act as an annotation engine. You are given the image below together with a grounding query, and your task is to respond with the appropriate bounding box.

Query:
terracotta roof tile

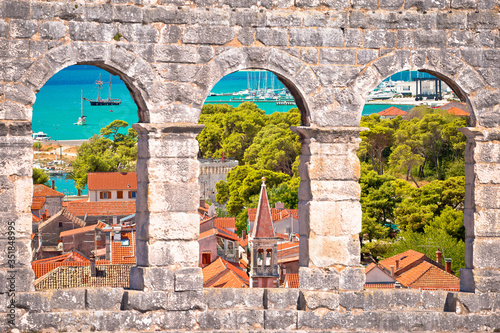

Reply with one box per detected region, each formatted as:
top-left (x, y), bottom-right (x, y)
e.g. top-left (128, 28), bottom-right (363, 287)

top-left (284, 273), bottom-right (299, 288)
top-left (59, 221), bottom-right (107, 238)
top-left (439, 101), bottom-right (467, 111)
top-left (364, 283), bottom-right (395, 289)
top-left (202, 257), bottom-right (249, 288)
top-left (379, 249), bottom-right (425, 274)
top-left (66, 200), bottom-right (135, 217)
top-left (38, 208), bottom-right (86, 231)
top-left (33, 184), bottom-right (64, 197)
top-left (214, 217), bottom-right (236, 229)
top-left (199, 227), bottom-right (246, 247)
top-left (396, 261), bottom-right (460, 290)
top-left (34, 264), bottom-right (133, 290)
top-left (87, 172), bottom-right (137, 191)
top-left (378, 106), bottom-right (407, 116)
top-left (248, 208), bottom-right (298, 223)
top-left (32, 197), bottom-right (46, 210)
top-left (446, 106), bottom-right (470, 116)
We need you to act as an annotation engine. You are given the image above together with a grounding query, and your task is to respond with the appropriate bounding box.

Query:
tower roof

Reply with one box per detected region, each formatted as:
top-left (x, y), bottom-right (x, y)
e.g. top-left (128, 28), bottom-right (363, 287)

top-left (251, 178), bottom-right (275, 238)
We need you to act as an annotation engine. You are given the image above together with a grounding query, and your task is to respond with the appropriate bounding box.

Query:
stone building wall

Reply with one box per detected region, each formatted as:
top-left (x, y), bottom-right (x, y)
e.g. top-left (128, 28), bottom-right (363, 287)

top-left (0, 0), bottom-right (499, 331)
top-left (199, 159), bottom-right (238, 205)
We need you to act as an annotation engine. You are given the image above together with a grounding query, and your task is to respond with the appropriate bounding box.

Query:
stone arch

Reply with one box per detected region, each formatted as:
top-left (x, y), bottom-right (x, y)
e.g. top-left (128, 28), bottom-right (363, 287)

top-left (351, 49), bottom-right (493, 127)
top-left (16, 42), bottom-right (156, 123)
top-left (191, 47), bottom-right (316, 126)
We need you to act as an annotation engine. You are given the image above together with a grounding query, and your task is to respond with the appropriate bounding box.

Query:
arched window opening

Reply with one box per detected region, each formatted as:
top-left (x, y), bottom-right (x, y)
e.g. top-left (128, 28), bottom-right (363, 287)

top-left (359, 70), bottom-right (468, 292)
top-left (197, 70), bottom-right (303, 289)
top-left (31, 64), bottom-right (140, 290)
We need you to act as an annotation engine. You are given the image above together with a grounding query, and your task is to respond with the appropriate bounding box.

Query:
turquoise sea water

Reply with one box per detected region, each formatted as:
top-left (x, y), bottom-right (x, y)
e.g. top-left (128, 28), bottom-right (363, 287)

top-left (33, 66), bottom-right (426, 141)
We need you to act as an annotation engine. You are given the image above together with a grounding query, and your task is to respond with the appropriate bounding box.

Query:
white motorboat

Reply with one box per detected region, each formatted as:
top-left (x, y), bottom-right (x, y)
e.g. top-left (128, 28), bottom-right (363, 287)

top-left (75, 90), bottom-right (87, 126)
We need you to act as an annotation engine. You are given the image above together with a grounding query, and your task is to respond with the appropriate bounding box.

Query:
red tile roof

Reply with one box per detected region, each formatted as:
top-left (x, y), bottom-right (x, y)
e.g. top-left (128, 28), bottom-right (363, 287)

top-left (66, 200), bottom-right (135, 216)
top-left (248, 208), bottom-right (298, 223)
top-left (34, 264), bottom-right (133, 290)
top-left (199, 227), bottom-right (246, 247)
top-left (284, 273), bottom-right (299, 288)
top-left (214, 217), bottom-right (236, 229)
top-left (32, 197), bottom-right (46, 210)
top-left (59, 221), bottom-right (107, 238)
top-left (32, 251), bottom-right (91, 278)
top-left (38, 208), bottom-right (86, 231)
top-left (251, 181), bottom-right (275, 238)
top-left (33, 184), bottom-right (64, 197)
top-left (202, 257), bottom-right (249, 288)
top-left (378, 106), bottom-right (407, 117)
top-left (396, 261), bottom-right (460, 291)
top-left (379, 249), bottom-right (425, 275)
top-left (32, 213), bottom-right (41, 223)
top-left (439, 101), bottom-right (467, 111)
top-left (446, 106), bottom-right (470, 116)
top-left (87, 172), bottom-right (137, 191)
top-left (364, 283), bottom-right (395, 289)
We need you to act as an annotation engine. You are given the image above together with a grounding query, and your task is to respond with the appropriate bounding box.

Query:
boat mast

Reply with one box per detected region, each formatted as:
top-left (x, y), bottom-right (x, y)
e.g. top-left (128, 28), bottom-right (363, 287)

top-left (108, 74), bottom-right (112, 100)
top-left (81, 90), bottom-right (83, 117)
top-left (96, 74), bottom-right (102, 102)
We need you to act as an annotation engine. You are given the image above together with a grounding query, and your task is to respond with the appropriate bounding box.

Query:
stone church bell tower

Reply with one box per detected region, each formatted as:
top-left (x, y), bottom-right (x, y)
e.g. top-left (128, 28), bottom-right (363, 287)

top-left (250, 178), bottom-right (279, 288)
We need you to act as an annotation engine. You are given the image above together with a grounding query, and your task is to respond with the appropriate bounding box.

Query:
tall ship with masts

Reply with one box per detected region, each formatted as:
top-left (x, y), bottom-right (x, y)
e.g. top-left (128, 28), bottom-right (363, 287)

top-left (83, 74), bottom-right (121, 106)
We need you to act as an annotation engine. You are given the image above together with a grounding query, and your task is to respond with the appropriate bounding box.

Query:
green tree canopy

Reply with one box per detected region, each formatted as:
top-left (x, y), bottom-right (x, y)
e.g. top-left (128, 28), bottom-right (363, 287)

top-left (33, 167), bottom-right (49, 185)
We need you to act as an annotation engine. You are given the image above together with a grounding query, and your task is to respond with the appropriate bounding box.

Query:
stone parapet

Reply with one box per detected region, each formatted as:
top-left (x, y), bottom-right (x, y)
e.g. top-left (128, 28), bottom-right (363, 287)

top-left (3, 288), bottom-right (500, 332)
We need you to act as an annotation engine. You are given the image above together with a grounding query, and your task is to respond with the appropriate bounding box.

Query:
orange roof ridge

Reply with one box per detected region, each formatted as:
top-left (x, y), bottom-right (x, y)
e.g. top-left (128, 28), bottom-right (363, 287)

top-left (33, 184), bottom-right (64, 197)
top-left (251, 179), bottom-right (275, 238)
top-left (87, 172), bottom-right (137, 191)
top-left (38, 208), bottom-right (86, 231)
top-left (378, 106), bottom-right (407, 116)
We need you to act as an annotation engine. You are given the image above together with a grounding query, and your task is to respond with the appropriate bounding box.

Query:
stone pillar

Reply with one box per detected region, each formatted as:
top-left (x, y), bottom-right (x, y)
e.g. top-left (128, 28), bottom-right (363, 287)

top-left (291, 126), bottom-right (366, 291)
top-left (130, 123), bottom-right (204, 291)
top-left (0, 120), bottom-right (35, 292)
top-left (460, 127), bottom-right (500, 293)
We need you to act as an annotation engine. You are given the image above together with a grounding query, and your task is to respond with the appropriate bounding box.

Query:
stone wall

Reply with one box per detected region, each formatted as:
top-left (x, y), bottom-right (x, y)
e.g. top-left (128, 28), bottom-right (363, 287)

top-left (0, 0), bottom-right (499, 331)
top-left (2, 288), bottom-right (499, 332)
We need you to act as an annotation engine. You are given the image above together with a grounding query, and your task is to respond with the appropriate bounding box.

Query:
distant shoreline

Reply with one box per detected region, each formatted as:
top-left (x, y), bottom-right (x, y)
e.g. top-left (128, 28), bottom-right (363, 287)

top-left (50, 139), bottom-right (87, 147)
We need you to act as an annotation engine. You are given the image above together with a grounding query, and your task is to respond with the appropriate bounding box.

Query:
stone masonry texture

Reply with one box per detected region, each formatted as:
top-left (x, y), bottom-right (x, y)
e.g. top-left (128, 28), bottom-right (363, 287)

top-left (0, 0), bottom-right (500, 331)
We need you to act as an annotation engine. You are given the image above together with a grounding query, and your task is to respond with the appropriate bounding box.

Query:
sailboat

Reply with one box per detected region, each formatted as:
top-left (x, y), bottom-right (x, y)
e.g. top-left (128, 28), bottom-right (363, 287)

top-left (83, 74), bottom-right (121, 106)
top-left (75, 90), bottom-right (87, 126)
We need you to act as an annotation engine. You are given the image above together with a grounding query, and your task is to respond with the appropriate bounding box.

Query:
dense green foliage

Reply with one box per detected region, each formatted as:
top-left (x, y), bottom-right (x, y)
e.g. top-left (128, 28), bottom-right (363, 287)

top-left (67, 120), bottom-right (137, 190)
top-left (199, 103), bottom-right (301, 234)
top-left (33, 167), bottom-right (49, 185)
top-left (359, 107), bottom-right (468, 274)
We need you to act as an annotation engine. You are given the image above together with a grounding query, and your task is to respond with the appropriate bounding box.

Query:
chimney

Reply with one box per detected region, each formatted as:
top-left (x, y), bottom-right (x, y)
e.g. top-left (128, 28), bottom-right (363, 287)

top-left (436, 251), bottom-right (443, 265)
top-left (445, 258), bottom-right (452, 274)
top-left (395, 259), bottom-right (400, 271)
top-left (51, 180), bottom-right (55, 189)
top-left (90, 253), bottom-right (96, 277)
top-left (200, 198), bottom-right (205, 208)
top-left (390, 265), bottom-right (395, 277)
top-left (242, 229), bottom-right (247, 240)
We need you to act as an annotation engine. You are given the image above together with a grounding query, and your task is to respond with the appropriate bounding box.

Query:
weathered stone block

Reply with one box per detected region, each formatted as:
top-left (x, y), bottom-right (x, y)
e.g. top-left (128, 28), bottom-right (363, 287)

top-left (144, 212), bottom-right (199, 241)
top-left (125, 290), bottom-right (167, 311)
top-left (256, 28), bottom-right (288, 46)
top-left (155, 44), bottom-right (200, 63)
top-left (183, 26), bottom-right (234, 45)
top-left (320, 49), bottom-right (357, 65)
top-left (266, 289), bottom-right (299, 309)
top-left (51, 288), bottom-right (86, 310)
top-left (129, 266), bottom-right (174, 291)
top-left (299, 266), bottom-right (339, 291)
top-left (308, 234), bottom-right (360, 267)
top-left (137, 239), bottom-right (198, 267)
top-left (264, 310), bottom-right (297, 330)
top-left (473, 237), bottom-right (500, 269)
top-left (389, 289), bottom-right (422, 309)
top-left (339, 291), bottom-right (365, 310)
top-left (0, 238), bottom-right (32, 268)
top-left (339, 266), bottom-right (365, 291)
top-left (301, 200), bottom-right (362, 236)
top-left (300, 153), bottom-right (361, 181)
top-left (204, 288), bottom-right (265, 309)
top-left (301, 290), bottom-right (340, 310)
top-left (457, 291), bottom-right (494, 313)
top-left (364, 30), bottom-right (397, 49)
top-left (113, 5), bottom-right (143, 23)
top-left (420, 289), bottom-right (449, 310)
top-left (86, 287), bottom-right (124, 310)
top-left (147, 181), bottom-right (199, 213)
top-left (175, 267), bottom-right (203, 291)
top-left (39, 21), bottom-right (66, 40)
top-left (119, 23), bottom-right (159, 43)
top-left (167, 290), bottom-right (206, 310)
top-left (15, 291), bottom-right (52, 312)
top-left (156, 310), bottom-right (197, 330)
top-left (299, 180), bottom-right (360, 202)
top-left (289, 28), bottom-right (343, 47)
top-left (1, 1), bottom-right (30, 19)
top-left (472, 208), bottom-right (500, 237)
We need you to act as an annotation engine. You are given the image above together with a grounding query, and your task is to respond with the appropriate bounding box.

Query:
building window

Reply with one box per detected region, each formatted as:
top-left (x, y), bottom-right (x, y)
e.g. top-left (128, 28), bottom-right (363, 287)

top-left (202, 252), bottom-right (211, 265)
top-left (257, 249), bottom-right (264, 267)
top-left (58, 222), bottom-right (63, 228)
top-left (121, 238), bottom-right (130, 246)
top-left (128, 191), bottom-right (137, 199)
top-left (265, 249), bottom-right (272, 266)
top-left (117, 191), bottom-right (123, 199)
top-left (100, 191), bottom-right (111, 199)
